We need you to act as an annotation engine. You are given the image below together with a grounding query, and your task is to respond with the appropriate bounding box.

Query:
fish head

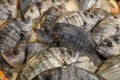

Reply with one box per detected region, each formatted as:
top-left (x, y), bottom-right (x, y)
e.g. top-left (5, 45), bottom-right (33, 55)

top-left (89, 8), bottom-right (110, 19)
top-left (96, 35), bottom-right (120, 58)
top-left (2, 44), bottom-right (26, 69)
top-left (40, 5), bottom-right (67, 30)
top-left (35, 29), bottom-right (55, 46)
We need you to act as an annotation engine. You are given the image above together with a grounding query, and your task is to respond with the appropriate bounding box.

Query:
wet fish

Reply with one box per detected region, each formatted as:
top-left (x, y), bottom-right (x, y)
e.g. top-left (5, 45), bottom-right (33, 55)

top-left (2, 44), bottom-right (26, 70)
top-left (96, 54), bottom-right (120, 80)
top-left (35, 23), bottom-right (102, 66)
top-left (96, 34), bottom-right (120, 58)
top-left (0, 0), bottom-right (17, 19)
top-left (0, 18), bottom-right (32, 54)
top-left (56, 8), bottom-right (109, 31)
top-left (35, 64), bottom-right (104, 80)
top-left (79, 0), bottom-right (102, 10)
top-left (92, 16), bottom-right (120, 45)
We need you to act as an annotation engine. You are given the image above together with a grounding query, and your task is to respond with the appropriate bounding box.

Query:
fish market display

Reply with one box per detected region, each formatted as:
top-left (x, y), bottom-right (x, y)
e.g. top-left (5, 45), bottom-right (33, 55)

top-left (0, 18), bottom-right (32, 54)
top-left (96, 55), bottom-right (120, 80)
top-left (35, 64), bottom-right (104, 80)
top-left (35, 23), bottom-right (102, 66)
top-left (0, 0), bottom-right (120, 80)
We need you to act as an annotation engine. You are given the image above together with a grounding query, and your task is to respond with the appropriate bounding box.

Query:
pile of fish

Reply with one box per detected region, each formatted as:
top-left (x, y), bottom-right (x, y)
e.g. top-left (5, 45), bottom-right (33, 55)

top-left (0, 0), bottom-right (120, 80)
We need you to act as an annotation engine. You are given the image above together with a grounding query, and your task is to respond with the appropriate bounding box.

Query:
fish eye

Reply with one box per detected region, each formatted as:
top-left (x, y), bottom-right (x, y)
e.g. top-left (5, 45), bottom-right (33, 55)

top-left (114, 37), bottom-right (119, 42)
top-left (104, 39), bottom-right (113, 47)
top-left (13, 50), bottom-right (19, 55)
top-left (107, 41), bottom-right (112, 47)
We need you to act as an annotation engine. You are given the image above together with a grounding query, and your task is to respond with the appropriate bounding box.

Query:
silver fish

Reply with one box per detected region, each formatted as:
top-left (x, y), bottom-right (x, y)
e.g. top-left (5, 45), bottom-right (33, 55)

top-left (37, 64), bottom-right (104, 80)
top-left (35, 23), bottom-right (102, 66)
top-left (96, 55), bottom-right (120, 80)
top-left (92, 15), bottom-right (120, 45)
top-left (0, 18), bottom-right (32, 54)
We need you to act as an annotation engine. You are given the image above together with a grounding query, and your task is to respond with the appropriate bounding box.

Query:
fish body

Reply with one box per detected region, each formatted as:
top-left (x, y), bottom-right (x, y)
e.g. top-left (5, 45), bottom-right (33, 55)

top-left (0, 19), bottom-right (32, 54)
top-left (35, 23), bottom-right (102, 66)
top-left (38, 64), bottom-right (104, 80)
top-left (96, 55), bottom-right (120, 80)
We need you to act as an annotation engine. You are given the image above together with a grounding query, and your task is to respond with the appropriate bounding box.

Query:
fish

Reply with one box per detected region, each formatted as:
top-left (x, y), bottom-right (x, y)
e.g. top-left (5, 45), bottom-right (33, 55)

top-left (96, 54), bottom-right (120, 80)
top-left (1, 43), bottom-right (48, 69)
top-left (35, 23), bottom-right (102, 66)
top-left (2, 44), bottom-right (26, 70)
top-left (56, 8), bottom-right (109, 31)
top-left (40, 5), bottom-right (67, 30)
top-left (0, 18), bottom-right (32, 54)
top-left (92, 15), bottom-right (120, 45)
top-left (79, 0), bottom-right (102, 10)
top-left (96, 34), bottom-right (120, 58)
top-left (0, 0), bottom-right (17, 19)
top-left (35, 64), bottom-right (104, 80)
